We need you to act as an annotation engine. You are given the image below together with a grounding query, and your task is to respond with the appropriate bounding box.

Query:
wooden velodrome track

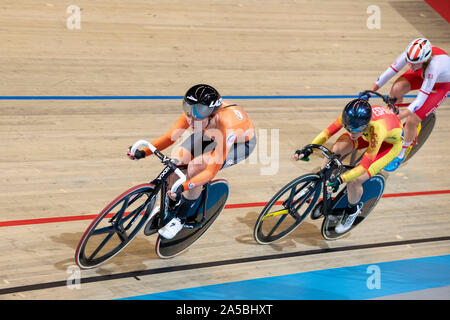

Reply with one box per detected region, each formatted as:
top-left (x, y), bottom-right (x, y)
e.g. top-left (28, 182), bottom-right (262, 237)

top-left (0, 0), bottom-right (449, 300)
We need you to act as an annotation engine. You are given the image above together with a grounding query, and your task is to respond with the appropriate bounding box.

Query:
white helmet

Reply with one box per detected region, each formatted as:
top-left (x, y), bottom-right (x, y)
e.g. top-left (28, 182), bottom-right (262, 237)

top-left (405, 38), bottom-right (432, 63)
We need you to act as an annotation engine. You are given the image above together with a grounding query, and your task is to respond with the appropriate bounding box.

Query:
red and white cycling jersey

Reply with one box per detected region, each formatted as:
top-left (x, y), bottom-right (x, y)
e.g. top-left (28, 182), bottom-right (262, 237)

top-left (375, 47), bottom-right (450, 114)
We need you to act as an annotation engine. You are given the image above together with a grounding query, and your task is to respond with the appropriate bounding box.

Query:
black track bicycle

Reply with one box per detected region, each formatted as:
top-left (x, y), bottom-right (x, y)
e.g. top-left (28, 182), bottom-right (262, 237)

top-left (253, 144), bottom-right (386, 243)
top-left (75, 140), bottom-right (229, 269)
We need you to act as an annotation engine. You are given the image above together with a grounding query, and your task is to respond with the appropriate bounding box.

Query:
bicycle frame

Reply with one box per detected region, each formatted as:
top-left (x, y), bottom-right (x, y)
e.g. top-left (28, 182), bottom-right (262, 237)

top-left (132, 139), bottom-right (210, 230)
top-left (301, 144), bottom-right (349, 217)
top-left (130, 140), bottom-right (186, 227)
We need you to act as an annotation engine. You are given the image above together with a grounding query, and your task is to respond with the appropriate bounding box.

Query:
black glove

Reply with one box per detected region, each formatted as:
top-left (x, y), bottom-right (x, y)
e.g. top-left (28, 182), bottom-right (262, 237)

top-left (171, 183), bottom-right (185, 203)
top-left (295, 146), bottom-right (313, 161)
top-left (328, 176), bottom-right (343, 192)
top-left (134, 149), bottom-right (146, 160)
top-left (129, 146), bottom-right (146, 160)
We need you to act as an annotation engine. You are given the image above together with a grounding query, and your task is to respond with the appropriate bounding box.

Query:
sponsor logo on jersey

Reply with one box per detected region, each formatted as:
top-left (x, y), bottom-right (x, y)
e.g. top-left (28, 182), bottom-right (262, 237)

top-left (233, 109), bottom-right (243, 120)
top-left (369, 126), bottom-right (378, 148)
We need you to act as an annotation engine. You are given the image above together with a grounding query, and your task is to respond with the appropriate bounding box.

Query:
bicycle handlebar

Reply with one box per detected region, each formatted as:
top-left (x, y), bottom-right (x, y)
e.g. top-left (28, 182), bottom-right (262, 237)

top-left (306, 144), bottom-right (343, 168)
top-left (130, 139), bottom-right (187, 193)
top-left (360, 90), bottom-right (399, 115)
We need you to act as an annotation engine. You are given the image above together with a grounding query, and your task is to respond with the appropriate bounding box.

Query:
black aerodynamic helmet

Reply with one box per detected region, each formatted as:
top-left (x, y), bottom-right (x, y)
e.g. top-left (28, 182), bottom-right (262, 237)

top-left (342, 99), bottom-right (372, 132)
top-left (182, 84), bottom-right (223, 119)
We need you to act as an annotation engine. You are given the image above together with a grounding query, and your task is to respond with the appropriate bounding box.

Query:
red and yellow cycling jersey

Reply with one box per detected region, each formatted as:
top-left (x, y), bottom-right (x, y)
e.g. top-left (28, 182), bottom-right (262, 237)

top-left (144, 101), bottom-right (255, 190)
top-left (311, 105), bottom-right (402, 182)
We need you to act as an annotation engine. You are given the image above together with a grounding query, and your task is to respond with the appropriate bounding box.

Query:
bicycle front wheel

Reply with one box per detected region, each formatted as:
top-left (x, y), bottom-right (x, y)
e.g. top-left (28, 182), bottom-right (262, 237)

top-left (253, 174), bottom-right (322, 244)
top-left (75, 183), bottom-right (157, 269)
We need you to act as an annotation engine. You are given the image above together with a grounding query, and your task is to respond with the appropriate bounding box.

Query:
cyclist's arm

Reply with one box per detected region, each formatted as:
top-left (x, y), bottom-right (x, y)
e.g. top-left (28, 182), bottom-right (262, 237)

top-left (375, 52), bottom-right (408, 89)
top-left (144, 114), bottom-right (189, 156)
top-left (407, 63), bottom-right (438, 114)
top-left (311, 115), bottom-right (343, 145)
top-left (340, 124), bottom-right (387, 183)
top-left (181, 153), bottom-right (222, 191)
top-left (181, 127), bottom-right (238, 190)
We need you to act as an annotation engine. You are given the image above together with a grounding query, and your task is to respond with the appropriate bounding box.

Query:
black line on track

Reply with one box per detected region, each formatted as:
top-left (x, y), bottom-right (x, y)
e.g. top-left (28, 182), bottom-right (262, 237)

top-left (1, 236), bottom-right (449, 296)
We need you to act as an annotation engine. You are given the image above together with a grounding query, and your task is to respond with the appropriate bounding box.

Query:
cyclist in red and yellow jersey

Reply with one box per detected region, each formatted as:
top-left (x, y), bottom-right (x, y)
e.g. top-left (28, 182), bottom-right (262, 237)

top-left (127, 84), bottom-right (256, 239)
top-left (294, 99), bottom-right (402, 233)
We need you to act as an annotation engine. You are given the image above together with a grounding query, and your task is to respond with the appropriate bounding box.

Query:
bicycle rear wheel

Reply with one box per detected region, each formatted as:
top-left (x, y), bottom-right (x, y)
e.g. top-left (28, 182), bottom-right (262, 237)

top-left (156, 179), bottom-right (229, 259)
top-left (75, 184), bottom-right (157, 269)
top-left (253, 174), bottom-right (322, 244)
top-left (321, 174), bottom-right (385, 240)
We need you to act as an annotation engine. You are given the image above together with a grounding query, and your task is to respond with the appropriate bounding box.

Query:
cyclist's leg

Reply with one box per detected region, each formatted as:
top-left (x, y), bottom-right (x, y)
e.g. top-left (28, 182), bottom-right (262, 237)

top-left (336, 141), bottom-right (395, 232)
top-left (390, 68), bottom-right (422, 106)
top-left (402, 112), bottom-right (422, 148)
top-left (335, 172), bottom-right (369, 233)
top-left (401, 83), bottom-right (450, 157)
top-left (346, 172), bottom-right (370, 204)
top-left (184, 152), bottom-right (212, 199)
top-left (158, 139), bottom-right (214, 238)
top-left (320, 134), bottom-right (357, 168)
top-left (347, 142), bottom-right (396, 203)
top-left (394, 70), bottom-right (423, 121)
top-left (221, 136), bottom-right (257, 169)
top-left (167, 132), bottom-right (215, 194)
top-left (389, 76), bottom-right (411, 105)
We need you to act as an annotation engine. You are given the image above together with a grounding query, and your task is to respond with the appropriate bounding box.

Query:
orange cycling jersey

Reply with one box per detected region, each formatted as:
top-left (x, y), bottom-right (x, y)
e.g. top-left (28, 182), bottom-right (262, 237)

top-left (145, 101), bottom-right (255, 190)
top-left (311, 105), bottom-right (402, 182)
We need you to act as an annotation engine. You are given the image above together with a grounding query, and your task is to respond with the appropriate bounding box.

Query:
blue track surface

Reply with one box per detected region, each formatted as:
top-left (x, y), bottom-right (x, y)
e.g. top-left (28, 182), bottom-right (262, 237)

top-left (122, 255), bottom-right (450, 300)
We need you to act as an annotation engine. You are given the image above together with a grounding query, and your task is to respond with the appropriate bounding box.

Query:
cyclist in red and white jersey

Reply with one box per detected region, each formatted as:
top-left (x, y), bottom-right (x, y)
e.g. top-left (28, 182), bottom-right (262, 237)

top-left (368, 38), bottom-right (450, 171)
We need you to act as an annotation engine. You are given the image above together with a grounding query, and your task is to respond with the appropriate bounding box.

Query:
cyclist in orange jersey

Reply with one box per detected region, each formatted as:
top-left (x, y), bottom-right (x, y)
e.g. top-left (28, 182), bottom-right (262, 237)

top-left (294, 99), bottom-right (402, 233)
top-left (127, 84), bottom-right (256, 239)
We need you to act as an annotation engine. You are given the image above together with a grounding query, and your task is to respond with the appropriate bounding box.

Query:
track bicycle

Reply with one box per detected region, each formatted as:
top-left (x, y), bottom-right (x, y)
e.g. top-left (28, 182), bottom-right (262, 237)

top-left (253, 144), bottom-right (386, 243)
top-left (75, 140), bottom-right (229, 269)
top-left (347, 90), bottom-right (436, 167)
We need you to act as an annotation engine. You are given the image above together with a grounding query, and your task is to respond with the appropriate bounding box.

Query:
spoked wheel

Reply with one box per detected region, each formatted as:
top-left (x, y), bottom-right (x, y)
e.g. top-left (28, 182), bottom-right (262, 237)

top-left (254, 174), bottom-right (322, 244)
top-left (321, 174), bottom-right (385, 240)
top-left (403, 112), bottom-right (436, 163)
top-left (75, 184), bottom-right (157, 269)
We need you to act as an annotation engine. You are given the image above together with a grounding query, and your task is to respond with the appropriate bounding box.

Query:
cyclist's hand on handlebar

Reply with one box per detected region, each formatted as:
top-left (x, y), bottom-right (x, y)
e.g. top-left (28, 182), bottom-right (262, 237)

top-left (167, 184), bottom-right (184, 201)
top-left (127, 146), bottom-right (146, 160)
top-left (358, 91), bottom-right (371, 100)
top-left (294, 146), bottom-right (313, 161)
top-left (327, 176), bottom-right (343, 193)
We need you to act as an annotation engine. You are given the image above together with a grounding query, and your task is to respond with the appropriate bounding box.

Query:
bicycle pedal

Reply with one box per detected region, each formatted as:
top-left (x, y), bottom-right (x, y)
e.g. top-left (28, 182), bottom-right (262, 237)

top-left (327, 215), bottom-right (339, 223)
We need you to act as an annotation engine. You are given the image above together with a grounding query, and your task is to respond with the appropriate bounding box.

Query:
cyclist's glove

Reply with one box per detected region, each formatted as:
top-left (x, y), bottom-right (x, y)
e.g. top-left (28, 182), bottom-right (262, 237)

top-left (129, 146), bottom-right (146, 160)
top-left (328, 176), bottom-right (343, 193)
top-left (172, 184), bottom-right (185, 202)
top-left (358, 92), bottom-right (371, 100)
top-left (295, 146), bottom-right (313, 161)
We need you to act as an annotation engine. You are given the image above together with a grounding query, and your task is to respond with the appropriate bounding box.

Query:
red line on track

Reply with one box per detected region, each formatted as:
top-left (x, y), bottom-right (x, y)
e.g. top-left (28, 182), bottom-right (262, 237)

top-left (1, 189), bottom-right (449, 228)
